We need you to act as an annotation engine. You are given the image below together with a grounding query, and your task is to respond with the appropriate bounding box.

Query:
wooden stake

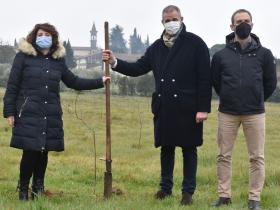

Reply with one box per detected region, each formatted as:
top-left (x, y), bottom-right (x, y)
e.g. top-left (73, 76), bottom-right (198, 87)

top-left (103, 21), bottom-right (112, 199)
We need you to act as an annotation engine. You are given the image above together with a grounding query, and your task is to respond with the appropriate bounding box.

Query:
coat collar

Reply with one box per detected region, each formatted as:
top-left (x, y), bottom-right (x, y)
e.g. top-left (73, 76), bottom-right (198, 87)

top-left (159, 23), bottom-right (187, 75)
top-left (18, 38), bottom-right (65, 59)
top-left (160, 22), bottom-right (187, 40)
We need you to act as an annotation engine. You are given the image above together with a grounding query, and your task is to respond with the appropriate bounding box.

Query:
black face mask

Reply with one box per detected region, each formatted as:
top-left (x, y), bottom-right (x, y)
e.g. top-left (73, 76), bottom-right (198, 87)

top-left (235, 22), bottom-right (252, 39)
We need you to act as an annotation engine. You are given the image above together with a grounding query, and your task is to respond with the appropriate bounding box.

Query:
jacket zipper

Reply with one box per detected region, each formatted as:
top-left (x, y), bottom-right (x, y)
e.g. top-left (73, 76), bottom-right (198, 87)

top-left (239, 54), bottom-right (243, 86)
top-left (18, 97), bottom-right (29, 118)
top-left (239, 54), bottom-right (243, 113)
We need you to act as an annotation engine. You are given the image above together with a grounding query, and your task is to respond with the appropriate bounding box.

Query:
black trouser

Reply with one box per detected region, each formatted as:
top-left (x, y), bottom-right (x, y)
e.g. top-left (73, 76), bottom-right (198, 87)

top-left (160, 146), bottom-right (197, 194)
top-left (19, 150), bottom-right (48, 182)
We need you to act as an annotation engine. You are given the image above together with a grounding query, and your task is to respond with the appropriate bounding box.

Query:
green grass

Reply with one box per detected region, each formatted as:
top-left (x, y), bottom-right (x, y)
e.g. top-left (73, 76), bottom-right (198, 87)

top-left (0, 89), bottom-right (279, 210)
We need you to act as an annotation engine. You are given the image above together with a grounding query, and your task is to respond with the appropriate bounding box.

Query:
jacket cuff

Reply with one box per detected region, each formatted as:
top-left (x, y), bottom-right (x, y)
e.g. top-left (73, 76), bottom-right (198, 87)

top-left (111, 59), bottom-right (118, 69)
top-left (197, 108), bottom-right (211, 113)
top-left (94, 77), bottom-right (104, 89)
top-left (3, 110), bottom-right (16, 118)
top-left (112, 59), bottom-right (124, 72)
top-left (197, 102), bottom-right (211, 113)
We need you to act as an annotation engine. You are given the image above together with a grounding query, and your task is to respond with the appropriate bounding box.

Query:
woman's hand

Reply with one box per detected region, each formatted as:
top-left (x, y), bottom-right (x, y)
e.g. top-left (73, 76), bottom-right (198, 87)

top-left (102, 76), bottom-right (111, 83)
top-left (7, 116), bottom-right (15, 127)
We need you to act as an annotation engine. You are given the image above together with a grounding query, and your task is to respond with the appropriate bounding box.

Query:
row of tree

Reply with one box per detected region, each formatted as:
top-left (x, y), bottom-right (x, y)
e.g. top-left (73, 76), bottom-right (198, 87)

top-left (59, 68), bottom-right (155, 96)
top-left (0, 37), bottom-right (226, 67)
top-left (110, 25), bottom-right (149, 54)
top-left (62, 25), bottom-right (150, 69)
top-left (63, 40), bottom-right (77, 69)
top-left (2, 61), bottom-right (280, 102)
top-left (0, 43), bottom-right (16, 64)
top-left (114, 73), bottom-right (154, 96)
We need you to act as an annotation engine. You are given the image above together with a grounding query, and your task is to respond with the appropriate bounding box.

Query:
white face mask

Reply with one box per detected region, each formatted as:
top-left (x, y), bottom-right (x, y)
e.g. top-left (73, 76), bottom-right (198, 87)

top-left (164, 21), bottom-right (181, 35)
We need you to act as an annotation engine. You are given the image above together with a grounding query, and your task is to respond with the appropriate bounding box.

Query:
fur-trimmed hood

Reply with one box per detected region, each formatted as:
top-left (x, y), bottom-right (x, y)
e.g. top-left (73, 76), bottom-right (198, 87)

top-left (18, 38), bottom-right (65, 59)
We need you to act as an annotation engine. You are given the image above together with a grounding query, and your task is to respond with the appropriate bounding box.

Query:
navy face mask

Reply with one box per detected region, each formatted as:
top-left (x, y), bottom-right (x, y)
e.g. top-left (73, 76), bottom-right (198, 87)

top-left (235, 22), bottom-right (252, 39)
top-left (36, 36), bottom-right (52, 49)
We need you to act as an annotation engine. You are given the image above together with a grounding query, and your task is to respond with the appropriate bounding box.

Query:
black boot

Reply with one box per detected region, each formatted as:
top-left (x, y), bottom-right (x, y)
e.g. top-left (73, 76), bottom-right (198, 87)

top-left (154, 190), bottom-right (172, 200)
top-left (180, 192), bottom-right (193, 205)
top-left (31, 178), bottom-right (44, 200)
top-left (17, 180), bottom-right (29, 201)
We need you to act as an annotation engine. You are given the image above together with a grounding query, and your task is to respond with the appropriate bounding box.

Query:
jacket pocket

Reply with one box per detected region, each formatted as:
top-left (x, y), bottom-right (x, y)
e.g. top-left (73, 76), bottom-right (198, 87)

top-left (247, 81), bottom-right (262, 105)
top-left (177, 89), bottom-right (197, 112)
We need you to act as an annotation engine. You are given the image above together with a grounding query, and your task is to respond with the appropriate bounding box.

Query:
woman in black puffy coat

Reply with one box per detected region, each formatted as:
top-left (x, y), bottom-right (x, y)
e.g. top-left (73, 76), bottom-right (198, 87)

top-left (3, 23), bottom-right (110, 201)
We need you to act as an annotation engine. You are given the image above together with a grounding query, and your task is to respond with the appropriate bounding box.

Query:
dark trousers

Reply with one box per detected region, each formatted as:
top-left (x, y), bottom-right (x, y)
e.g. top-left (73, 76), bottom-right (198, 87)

top-left (160, 146), bottom-right (197, 194)
top-left (19, 150), bottom-right (48, 182)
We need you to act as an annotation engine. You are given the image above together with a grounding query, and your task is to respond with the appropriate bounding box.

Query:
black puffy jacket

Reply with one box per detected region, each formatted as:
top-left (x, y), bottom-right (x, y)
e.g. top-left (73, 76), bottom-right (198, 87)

top-left (3, 39), bottom-right (104, 151)
top-left (211, 33), bottom-right (277, 115)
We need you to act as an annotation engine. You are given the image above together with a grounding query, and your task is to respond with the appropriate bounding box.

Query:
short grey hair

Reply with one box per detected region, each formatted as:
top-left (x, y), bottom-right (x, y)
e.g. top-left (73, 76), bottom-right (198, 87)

top-left (162, 5), bottom-right (181, 18)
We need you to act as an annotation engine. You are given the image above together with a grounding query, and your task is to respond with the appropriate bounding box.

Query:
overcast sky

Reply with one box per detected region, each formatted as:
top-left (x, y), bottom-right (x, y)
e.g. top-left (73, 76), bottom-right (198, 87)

top-left (1, 0), bottom-right (280, 56)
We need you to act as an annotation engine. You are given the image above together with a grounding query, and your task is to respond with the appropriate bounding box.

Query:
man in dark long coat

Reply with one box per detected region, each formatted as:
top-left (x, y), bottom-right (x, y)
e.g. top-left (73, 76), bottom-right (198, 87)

top-left (102, 5), bottom-right (212, 205)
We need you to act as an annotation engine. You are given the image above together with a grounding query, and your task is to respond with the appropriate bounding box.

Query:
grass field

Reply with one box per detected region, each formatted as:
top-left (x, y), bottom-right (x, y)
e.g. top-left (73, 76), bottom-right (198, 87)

top-left (0, 89), bottom-right (279, 210)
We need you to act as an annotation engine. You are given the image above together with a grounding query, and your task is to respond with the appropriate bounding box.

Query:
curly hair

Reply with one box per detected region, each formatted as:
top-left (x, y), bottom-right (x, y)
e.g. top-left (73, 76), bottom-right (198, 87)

top-left (26, 23), bottom-right (59, 53)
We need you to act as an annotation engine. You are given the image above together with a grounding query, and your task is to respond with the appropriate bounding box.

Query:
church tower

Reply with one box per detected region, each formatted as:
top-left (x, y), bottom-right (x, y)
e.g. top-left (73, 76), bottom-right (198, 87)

top-left (90, 22), bottom-right (98, 52)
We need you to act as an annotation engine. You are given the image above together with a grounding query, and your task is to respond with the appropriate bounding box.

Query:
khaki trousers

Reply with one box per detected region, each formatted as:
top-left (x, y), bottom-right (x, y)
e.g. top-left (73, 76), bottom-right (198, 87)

top-left (217, 112), bottom-right (265, 201)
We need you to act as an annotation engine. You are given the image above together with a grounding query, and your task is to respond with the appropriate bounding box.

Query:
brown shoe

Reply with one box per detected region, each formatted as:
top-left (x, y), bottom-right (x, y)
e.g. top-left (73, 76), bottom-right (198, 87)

top-left (154, 190), bottom-right (171, 200)
top-left (212, 197), bottom-right (232, 207)
top-left (180, 192), bottom-right (193, 205)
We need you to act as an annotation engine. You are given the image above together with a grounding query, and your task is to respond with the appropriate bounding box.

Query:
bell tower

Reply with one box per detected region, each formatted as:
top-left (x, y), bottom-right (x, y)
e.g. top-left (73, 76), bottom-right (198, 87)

top-left (90, 22), bottom-right (98, 51)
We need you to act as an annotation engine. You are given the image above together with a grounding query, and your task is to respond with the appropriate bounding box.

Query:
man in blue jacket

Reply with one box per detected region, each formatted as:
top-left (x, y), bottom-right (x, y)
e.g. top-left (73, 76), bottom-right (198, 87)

top-left (211, 9), bottom-right (277, 210)
top-left (103, 5), bottom-right (212, 205)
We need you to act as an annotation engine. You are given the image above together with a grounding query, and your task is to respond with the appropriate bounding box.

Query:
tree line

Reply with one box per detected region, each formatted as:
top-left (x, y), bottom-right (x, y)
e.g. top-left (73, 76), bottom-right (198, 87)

top-left (1, 38), bottom-right (280, 101)
top-left (109, 25), bottom-right (149, 54)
